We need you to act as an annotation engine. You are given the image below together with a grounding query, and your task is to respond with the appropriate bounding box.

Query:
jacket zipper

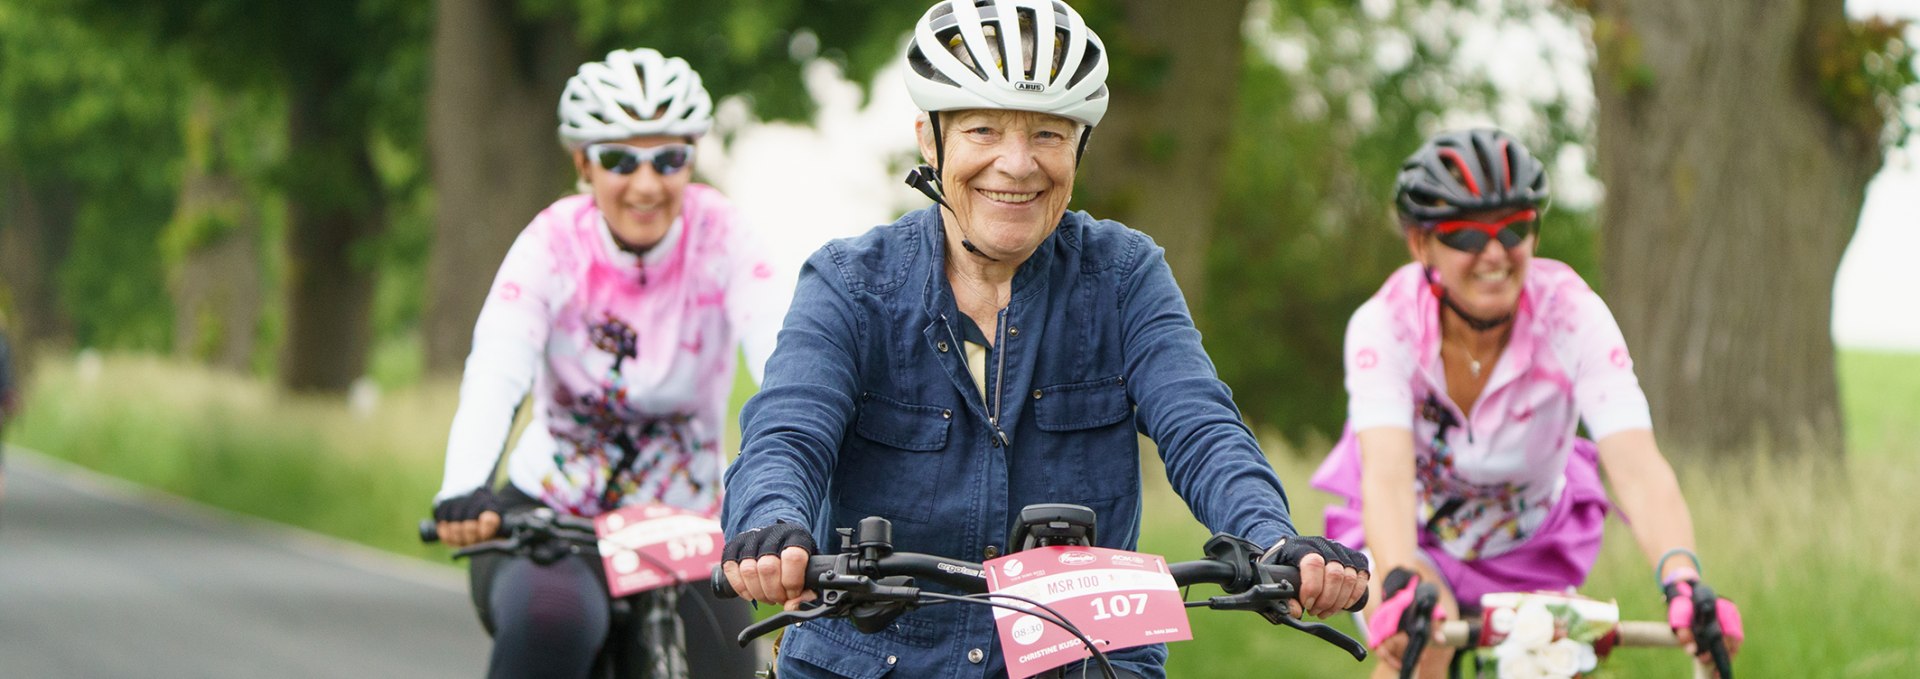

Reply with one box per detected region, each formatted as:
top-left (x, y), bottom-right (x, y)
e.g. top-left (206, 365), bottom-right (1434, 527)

top-left (991, 307), bottom-right (1010, 446)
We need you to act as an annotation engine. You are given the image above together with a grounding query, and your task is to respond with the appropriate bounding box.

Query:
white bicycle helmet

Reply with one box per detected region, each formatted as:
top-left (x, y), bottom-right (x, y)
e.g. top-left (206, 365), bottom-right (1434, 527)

top-left (904, 0), bottom-right (1110, 128)
top-left (557, 48), bottom-right (713, 147)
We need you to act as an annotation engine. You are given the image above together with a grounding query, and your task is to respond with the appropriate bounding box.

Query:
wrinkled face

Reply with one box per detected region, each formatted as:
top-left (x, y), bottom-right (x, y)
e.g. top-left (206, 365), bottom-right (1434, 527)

top-left (919, 109), bottom-right (1080, 262)
top-left (572, 135), bottom-right (695, 251)
top-left (1408, 207), bottom-right (1537, 319)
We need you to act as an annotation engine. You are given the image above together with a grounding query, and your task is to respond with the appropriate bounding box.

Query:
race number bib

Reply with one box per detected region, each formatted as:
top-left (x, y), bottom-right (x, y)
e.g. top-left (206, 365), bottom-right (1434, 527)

top-left (593, 504), bottom-right (723, 597)
top-left (985, 546), bottom-right (1193, 679)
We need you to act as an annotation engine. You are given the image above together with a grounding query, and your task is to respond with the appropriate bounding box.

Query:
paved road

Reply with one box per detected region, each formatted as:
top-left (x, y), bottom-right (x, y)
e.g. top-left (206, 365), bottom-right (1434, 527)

top-left (0, 450), bottom-right (489, 678)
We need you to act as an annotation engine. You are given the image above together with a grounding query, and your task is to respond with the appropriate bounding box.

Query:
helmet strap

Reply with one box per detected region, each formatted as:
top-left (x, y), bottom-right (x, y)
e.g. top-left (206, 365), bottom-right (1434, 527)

top-left (905, 111), bottom-right (952, 211)
top-left (905, 111), bottom-right (1003, 263)
top-left (1424, 265), bottom-right (1513, 332)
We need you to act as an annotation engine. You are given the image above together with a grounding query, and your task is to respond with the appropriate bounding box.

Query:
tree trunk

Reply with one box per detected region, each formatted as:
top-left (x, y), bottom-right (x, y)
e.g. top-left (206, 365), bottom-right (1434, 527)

top-left (168, 90), bottom-right (265, 372)
top-left (280, 66), bottom-right (384, 393)
top-left (422, 0), bottom-right (580, 375)
top-left (0, 175), bottom-right (79, 347)
top-left (1589, 0), bottom-right (1881, 461)
top-left (1073, 0), bottom-right (1251, 310)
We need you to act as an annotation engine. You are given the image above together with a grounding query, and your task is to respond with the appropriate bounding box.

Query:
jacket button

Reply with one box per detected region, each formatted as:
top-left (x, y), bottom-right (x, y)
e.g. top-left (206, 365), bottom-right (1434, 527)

top-left (968, 648), bottom-right (984, 664)
top-left (983, 545), bottom-right (1000, 559)
top-left (937, 341), bottom-right (950, 353)
top-left (887, 655), bottom-right (897, 666)
top-left (1032, 389), bottom-right (1043, 400)
top-left (1008, 326), bottom-right (1019, 338)
top-left (942, 409), bottom-right (952, 419)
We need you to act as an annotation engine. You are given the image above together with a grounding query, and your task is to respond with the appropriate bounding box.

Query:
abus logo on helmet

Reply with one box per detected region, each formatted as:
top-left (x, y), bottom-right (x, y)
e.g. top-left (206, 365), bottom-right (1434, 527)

top-left (1015, 81), bottom-right (1044, 92)
top-left (1059, 551), bottom-right (1096, 566)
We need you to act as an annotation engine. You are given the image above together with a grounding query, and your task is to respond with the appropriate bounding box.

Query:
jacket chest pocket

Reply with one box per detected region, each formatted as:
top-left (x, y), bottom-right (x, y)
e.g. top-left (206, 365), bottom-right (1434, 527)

top-left (1032, 376), bottom-right (1136, 502)
top-left (1034, 376), bottom-right (1132, 431)
top-left (837, 392), bottom-right (954, 523)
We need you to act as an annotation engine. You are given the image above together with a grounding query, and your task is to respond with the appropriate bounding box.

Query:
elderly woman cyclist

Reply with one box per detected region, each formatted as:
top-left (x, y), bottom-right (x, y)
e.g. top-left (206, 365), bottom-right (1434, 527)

top-left (1310, 129), bottom-right (1744, 678)
top-left (429, 47), bottom-right (784, 678)
top-left (717, 2), bottom-right (1370, 677)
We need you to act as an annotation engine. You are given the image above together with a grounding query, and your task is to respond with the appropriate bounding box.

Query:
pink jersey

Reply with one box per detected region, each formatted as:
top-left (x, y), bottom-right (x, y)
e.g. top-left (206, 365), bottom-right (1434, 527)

top-left (1314, 259), bottom-right (1651, 561)
top-left (435, 187), bottom-right (788, 518)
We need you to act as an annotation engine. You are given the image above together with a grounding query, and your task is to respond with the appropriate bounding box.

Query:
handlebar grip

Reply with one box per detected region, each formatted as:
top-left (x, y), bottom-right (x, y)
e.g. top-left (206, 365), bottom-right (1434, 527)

top-left (711, 564), bottom-right (737, 599)
top-left (418, 519), bottom-right (440, 544)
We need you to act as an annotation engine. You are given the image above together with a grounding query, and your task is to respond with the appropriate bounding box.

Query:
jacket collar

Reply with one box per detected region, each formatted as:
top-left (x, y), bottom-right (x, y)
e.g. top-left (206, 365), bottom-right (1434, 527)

top-left (917, 207), bottom-right (1067, 317)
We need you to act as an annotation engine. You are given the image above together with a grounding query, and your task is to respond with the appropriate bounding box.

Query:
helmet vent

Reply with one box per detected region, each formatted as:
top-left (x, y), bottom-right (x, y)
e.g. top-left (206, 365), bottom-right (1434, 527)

top-left (1065, 42), bottom-right (1102, 89)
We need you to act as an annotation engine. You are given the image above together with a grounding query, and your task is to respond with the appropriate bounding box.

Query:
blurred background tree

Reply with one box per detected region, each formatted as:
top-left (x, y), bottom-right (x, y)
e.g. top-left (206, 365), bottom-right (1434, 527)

top-left (1587, 0), bottom-right (1916, 462)
top-left (0, 0), bottom-right (1911, 455)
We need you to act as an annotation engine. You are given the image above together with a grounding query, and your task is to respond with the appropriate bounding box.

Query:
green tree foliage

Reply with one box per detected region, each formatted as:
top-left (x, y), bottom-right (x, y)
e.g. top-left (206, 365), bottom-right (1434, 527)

top-left (0, 2), bottom-right (191, 349)
top-left (39, 0), bottom-right (432, 391)
top-left (566, 0), bottom-right (928, 124)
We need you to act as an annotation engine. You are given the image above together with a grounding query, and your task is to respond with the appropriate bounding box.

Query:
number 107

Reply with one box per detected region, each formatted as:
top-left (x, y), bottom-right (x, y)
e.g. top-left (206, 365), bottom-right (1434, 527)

top-left (1089, 594), bottom-right (1148, 620)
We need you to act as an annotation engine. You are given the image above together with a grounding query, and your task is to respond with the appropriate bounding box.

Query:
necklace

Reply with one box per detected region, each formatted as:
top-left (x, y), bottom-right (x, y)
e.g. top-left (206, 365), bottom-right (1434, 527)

top-left (1454, 342), bottom-right (1488, 380)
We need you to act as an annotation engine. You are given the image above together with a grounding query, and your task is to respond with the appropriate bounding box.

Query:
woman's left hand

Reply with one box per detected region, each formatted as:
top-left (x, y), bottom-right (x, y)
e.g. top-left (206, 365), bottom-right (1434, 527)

top-left (1266, 535), bottom-right (1371, 618)
top-left (1667, 579), bottom-right (1743, 676)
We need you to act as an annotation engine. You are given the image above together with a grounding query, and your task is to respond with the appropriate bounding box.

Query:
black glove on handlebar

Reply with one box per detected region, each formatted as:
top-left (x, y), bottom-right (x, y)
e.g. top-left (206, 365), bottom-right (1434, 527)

top-left (724, 521), bottom-right (818, 563)
top-left (1262, 535), bottom-right (1368, 573)
top-left (432, 487), bottom-right (499, 523)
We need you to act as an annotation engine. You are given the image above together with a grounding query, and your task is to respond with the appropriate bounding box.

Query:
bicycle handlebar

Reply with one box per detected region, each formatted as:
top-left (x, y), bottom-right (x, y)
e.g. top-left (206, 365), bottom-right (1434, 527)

top-left (417, 509), bottom-right (600, 561)
top-left (708, 534), bottom-right (1369, 662)
top-left (1435, 620), bottom-right (1679, 648)
top-left (705, 553), bottom-right (1313, 599)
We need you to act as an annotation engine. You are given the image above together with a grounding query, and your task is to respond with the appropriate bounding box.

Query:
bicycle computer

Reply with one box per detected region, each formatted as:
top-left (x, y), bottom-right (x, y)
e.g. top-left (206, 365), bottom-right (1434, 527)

top-left (1009, 503), bottom-right (1097, 552)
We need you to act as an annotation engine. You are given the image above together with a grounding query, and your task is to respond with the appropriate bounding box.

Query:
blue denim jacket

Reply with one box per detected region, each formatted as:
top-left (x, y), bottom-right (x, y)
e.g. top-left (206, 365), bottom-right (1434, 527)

top-left (722, 206), bottom-right (1300, 678)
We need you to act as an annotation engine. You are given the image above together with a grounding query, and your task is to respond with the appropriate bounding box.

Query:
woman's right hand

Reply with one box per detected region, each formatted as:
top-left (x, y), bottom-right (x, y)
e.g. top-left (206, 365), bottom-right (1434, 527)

top-left (432, 488), bottom-right (502, 547)
top-left (721, 521), bottom-right (818, 609)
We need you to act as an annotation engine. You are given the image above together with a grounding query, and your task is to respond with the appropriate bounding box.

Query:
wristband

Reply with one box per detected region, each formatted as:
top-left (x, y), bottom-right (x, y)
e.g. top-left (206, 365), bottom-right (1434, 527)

top-left (1653, 547), bottom-right (1702, 585)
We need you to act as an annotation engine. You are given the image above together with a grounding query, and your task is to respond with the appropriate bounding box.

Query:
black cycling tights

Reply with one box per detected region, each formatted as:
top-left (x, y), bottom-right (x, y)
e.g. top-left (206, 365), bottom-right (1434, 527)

top-left (472, 551), bottom-right (756, 679)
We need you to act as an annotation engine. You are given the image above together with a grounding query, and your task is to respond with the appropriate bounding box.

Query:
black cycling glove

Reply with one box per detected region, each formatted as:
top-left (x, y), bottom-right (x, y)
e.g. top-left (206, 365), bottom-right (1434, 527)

top-left (431, 487), bottom-right (500, 523)
top-left (1262, 535), bottom-right (1369, 572)
top-left (724, 521), bottom-right (818, 563)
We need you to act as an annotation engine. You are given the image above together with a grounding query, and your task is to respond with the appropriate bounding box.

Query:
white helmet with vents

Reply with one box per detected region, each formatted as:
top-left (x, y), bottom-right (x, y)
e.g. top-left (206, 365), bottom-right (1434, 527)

top-left (904, 0), bottom-right (1110, 128)
top-left (557, 48), bottom-right (713, 147)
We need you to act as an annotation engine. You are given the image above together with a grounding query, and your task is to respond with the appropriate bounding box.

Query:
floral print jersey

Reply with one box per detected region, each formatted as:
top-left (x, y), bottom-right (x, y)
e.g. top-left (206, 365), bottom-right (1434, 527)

top-left (435, 188), bottom-right (787, 518)
top-left (1337, 260), bottom-right (1651, 560)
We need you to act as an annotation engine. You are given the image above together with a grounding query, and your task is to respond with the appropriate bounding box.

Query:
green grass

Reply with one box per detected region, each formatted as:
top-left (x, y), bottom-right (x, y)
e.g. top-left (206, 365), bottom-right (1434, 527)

top-left (8, 349), bottom-right (1920, 676)
top-left (1838, 349), bottom-right (1920, 459)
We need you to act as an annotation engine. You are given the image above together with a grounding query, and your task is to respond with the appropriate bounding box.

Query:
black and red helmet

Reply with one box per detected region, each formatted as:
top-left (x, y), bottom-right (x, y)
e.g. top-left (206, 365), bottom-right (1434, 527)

top-left (1394, 128), bottom-right (1550, 227)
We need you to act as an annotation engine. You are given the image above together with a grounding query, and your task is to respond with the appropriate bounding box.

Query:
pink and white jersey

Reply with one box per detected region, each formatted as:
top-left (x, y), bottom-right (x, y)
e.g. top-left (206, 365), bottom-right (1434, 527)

top-left (434, 187), bottom-right (788, 518)
top-left (1336, 259), bottom-right (1650, 560)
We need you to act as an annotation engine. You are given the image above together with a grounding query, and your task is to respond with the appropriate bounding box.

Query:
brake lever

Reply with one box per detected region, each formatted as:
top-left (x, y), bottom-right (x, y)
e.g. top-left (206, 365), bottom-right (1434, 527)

top-left (1397, 584), bottom-right (1440, 679)
top-left (1277, 613), bottom-right (1369, 662)
top-left (1203, 582), bottom-right (1295, 614)
top-left (735, 601), bottom-right (843, 646)
top-left (730, 572), bottom-right (931, 646)
top-left (1202, 583), bottom-right (1367, 662)
top-left (1691, 583), bottom-right (1734, 679)
top-left (450, 538), bottom-right (517, 559)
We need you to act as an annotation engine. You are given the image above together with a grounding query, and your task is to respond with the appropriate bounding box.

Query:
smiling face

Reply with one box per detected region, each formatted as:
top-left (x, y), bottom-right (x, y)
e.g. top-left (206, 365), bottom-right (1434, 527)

top-left (1408, 208), bottom-right (1537, 319)
top-left (572, 135), bottom-right (694, 252)
top-left (918, 109), bottom-right (1081, 263)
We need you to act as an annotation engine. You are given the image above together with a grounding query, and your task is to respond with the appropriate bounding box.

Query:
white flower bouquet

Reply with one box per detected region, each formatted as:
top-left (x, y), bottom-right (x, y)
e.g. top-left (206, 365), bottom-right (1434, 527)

top-left (1476, 592), bottom-right (1618, 679)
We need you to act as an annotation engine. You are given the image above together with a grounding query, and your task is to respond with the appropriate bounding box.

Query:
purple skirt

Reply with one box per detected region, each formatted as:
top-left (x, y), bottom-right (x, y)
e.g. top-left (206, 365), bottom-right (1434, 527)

top-left (1309, 426), bottom-right (1611, 611)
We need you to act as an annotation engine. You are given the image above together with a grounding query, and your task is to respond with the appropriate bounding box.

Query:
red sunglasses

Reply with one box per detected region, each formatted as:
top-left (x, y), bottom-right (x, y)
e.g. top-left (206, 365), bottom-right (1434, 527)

top-left (1427, 209), bottom-right (1539, 254)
